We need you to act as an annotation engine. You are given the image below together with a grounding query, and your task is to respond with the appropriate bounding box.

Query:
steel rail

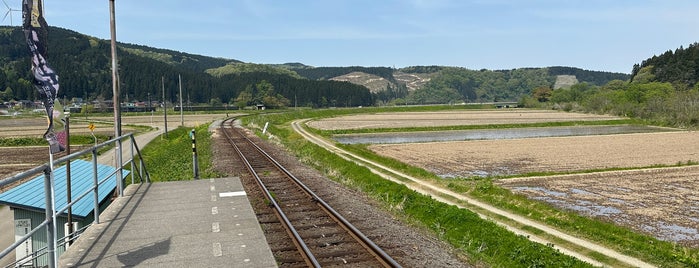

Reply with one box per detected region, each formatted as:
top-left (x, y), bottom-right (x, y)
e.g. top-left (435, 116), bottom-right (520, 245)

top-left (220, 118), bottom-right (320, 268)
top-left (220, 118), bottom-right (401, 268)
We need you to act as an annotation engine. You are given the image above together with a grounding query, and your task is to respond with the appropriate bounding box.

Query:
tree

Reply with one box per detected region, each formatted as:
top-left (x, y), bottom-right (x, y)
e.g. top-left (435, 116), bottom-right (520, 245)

top-left (532, 86), bottom-right (552, 102)
top-left (0, 87), bottom-right (12, 101)
top-left (234, 87), bottom-right (253, 109)
top-left (631, 66), bottom-right (656, 84)
top-left (209, 97), bottom-right (222, 107)
top-left (0, 70), bottom-right (6, 92)
top-left (600, 80), bottom-right (628, 91)
top-left (254, 80), bottom-right (274, 104)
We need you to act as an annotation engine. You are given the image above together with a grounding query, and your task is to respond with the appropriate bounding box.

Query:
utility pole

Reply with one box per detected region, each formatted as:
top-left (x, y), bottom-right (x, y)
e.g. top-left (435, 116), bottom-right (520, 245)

top-left (109, 0), bottom-right (123, 196)
top-left (179, 74), bottom-right (183, 126)
top-left (109, 0), bottom-right (121, 137)
top-left (64, 112), bottom-right (73, 246)
top-left (162, 76), bottom-right (168, 137)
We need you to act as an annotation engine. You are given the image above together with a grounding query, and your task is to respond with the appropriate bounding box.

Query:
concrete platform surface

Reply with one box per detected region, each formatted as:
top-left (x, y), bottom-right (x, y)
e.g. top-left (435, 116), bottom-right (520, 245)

top-left (59, 177), bottom-right (277, 268)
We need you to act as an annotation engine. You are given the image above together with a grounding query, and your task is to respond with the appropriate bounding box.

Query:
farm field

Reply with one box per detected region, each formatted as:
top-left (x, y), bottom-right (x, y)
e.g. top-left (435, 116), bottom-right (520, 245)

top-left (308, 109), bottom-right (622, 130)
top-left (369, 131), bottom-right (699, 177)
top-left (0, 113), bottom-right (225, 138)
top-left (0, 114), bottom-right (226, 180)
top-left (311, 109), bottom-right (699, 247)
top-left (497, 167), bottom-right (699, 247)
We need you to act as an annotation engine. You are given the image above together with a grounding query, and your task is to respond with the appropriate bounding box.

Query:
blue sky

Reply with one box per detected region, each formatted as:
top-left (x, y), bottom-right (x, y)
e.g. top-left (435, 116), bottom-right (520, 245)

top-left (4, 0), bottom-right (699, 73)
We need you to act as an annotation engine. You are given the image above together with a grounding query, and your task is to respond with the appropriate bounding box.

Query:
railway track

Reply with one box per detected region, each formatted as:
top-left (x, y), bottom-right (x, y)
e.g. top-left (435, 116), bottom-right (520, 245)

top-left (220, 118), bottom-right (401, 268)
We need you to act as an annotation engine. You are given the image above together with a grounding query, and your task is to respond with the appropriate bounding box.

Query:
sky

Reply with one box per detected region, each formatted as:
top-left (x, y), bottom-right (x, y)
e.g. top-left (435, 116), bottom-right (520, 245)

top-left (3, 0), bottom-right (699, 74)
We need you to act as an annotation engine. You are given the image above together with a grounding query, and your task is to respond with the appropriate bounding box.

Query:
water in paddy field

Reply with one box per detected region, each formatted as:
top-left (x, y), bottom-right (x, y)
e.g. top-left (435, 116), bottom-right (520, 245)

top-left (333, 125), bottom-right (674, 144)
top-left (510, 186), bottom-right (699, 244)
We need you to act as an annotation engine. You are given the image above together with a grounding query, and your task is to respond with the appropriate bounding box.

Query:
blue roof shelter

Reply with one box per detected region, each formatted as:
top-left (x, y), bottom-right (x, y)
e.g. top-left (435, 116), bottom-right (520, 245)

top-left (0, 159), bottom-right (128, 266)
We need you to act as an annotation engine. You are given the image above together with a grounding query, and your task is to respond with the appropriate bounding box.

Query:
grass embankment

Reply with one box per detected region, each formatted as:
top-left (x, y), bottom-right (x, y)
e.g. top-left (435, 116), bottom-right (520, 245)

top-left (241, 108), bottom-right (591, 267)
top-left (139, 124), bottom-right (220, 182)
top-left (241, 107), bottom-right (698, 267)
top-left (331, 129), bottom-right (698, 267)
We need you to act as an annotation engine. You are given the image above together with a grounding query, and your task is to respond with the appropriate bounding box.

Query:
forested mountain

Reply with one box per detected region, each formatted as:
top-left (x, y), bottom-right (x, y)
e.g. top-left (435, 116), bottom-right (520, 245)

top-left (387, 66), bottom-right (628, 104)
top-left (0, 25), bottom-right (630, 108)
top-left (291, 65), bottom-right (629, 104)
top-left (0, 26), bottom-right (373, 108)
top-left (631, 42), bottom-right (699, 88)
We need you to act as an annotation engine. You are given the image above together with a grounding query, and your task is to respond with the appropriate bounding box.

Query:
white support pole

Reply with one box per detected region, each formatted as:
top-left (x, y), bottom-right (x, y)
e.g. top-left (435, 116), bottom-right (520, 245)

top-left (179, 74), bottom-right (184, 126)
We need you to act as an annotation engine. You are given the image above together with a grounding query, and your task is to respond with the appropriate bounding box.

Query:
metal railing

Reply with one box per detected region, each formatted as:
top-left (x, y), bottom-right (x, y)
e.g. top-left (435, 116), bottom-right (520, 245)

top-left (0, 133), bottom-right (151, 268)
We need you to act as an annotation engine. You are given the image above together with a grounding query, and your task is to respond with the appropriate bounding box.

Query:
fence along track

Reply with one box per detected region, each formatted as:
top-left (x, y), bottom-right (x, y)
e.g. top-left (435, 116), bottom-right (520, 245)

top-left (220, 118), bottom-right (401, 268)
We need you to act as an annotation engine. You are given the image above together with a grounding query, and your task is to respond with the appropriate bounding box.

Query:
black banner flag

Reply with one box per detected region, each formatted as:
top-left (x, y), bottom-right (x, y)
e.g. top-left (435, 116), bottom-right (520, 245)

top-left (22, 0), bottom-right (63, 154)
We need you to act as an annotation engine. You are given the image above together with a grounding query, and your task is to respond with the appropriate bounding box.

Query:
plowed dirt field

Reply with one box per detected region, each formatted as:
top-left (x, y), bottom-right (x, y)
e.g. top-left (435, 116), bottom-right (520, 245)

top-left (313, 109), bottom-right (699, 246)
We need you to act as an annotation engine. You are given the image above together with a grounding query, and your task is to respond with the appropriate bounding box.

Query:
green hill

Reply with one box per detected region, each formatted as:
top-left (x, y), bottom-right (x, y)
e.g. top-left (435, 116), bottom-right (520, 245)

top-left (0, 26), bottom-right (630, 108)
top-left (0, 26), bottom-right (372, 108)
top-left (291, 65), bottom-right (629, 104)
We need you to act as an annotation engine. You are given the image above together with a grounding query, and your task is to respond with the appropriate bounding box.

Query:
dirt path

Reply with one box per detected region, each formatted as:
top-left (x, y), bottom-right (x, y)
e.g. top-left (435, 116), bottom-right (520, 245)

top-left (292, 119), bottom-right (655, 268)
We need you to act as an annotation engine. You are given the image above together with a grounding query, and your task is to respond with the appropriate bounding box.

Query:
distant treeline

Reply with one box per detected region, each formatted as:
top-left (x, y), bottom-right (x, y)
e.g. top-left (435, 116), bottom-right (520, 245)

top-left (401, 66), bottom-right (629, 104)
top-left (531, 42), bottom-right (699, 128)
top-left (632, 42), bottom-right (699, 87)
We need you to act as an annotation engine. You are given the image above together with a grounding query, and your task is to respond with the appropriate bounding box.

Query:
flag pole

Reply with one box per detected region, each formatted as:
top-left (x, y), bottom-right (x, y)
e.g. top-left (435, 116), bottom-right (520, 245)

top-left (22, 0), bottom-right (62, 264)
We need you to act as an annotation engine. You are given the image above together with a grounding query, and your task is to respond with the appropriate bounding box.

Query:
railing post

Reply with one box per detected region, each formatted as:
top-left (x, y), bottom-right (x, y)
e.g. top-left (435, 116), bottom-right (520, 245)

top-left (43, 168), bottom-right (56, 268)
top-left (92, 149), bottom-right (100, 224)
top-left (116, 139), bottom-right (123, 197)
top-left (139, 154), bottom-right (144, 183)
top-left (130, 137), bottom-right (135, 185)
top-left (131, 139), bottom-right (151, 184)
top-left (134, 135), bottom-right (143, 182)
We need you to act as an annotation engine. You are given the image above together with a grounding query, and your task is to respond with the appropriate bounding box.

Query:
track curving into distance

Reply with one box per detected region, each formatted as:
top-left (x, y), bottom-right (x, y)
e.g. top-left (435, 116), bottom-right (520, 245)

top-left (220, 118), bottom-right (401, 268)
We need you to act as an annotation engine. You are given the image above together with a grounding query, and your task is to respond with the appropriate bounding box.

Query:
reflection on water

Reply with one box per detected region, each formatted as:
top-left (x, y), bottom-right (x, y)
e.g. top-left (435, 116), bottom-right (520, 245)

top-left (334, 125), bottom-right (673, 144)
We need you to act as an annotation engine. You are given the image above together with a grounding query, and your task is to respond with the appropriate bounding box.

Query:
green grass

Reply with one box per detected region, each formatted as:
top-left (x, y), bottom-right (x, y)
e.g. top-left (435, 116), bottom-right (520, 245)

top-left (0, 134), bottom-right (112, 147)
top-left (338, 133), bottom-right (699, 267)
top-left (240, 110), bottom-right (595, 267)
top-left (464, 179), bottom-right (698, 267)
top-left (139, 125), bottom-right (221, 182)
top-left (289, 130), bottom-right (590, 267)
top-left (239, 107), bottom-right (699, 267)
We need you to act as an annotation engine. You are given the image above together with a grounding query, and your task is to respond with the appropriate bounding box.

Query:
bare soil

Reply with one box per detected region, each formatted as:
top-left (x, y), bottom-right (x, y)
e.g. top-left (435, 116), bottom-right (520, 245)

top-left (0, 114), bottom-right (224, 138)
top-left (369, 131), bottom-right (699, 178)
top-left (335, 112), bottom-right (699, 247)
top-left (496, 167), bottom-right (699, 247)
top-left (0, 114), bottom-right (226, 188)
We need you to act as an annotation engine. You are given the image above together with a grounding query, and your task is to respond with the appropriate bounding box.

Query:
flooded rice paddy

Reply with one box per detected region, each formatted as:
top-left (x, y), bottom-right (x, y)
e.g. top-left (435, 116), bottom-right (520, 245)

top-left (509, 184), bottom-right (699, 245)
top-left (334, 125), bottom-right (672, 144)
top-left (338, 117), bottom-right (696, 246)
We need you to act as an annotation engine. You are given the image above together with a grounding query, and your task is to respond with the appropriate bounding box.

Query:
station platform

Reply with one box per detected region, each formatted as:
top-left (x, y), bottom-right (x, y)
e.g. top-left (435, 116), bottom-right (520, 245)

top-left (58, 177), bottom-right (277, 268)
